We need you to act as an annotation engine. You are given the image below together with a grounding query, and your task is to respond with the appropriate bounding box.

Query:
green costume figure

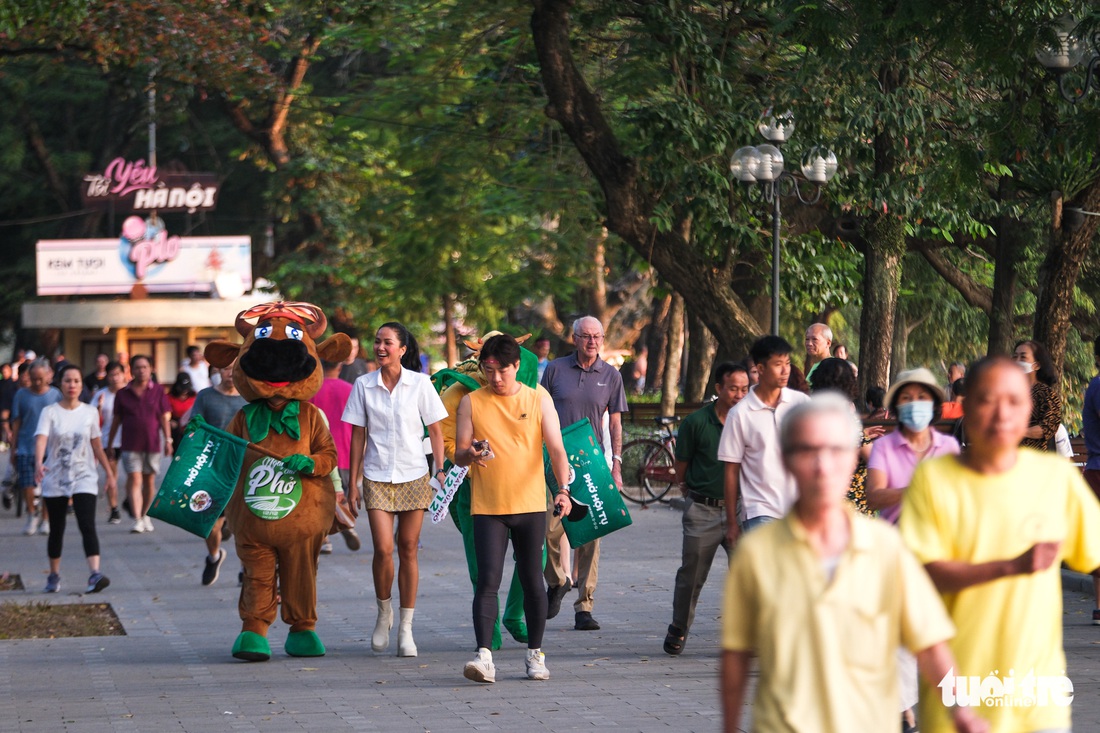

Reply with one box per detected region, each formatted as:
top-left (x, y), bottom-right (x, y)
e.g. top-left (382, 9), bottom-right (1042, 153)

top-left (433, 339), bottom-right (544, 651)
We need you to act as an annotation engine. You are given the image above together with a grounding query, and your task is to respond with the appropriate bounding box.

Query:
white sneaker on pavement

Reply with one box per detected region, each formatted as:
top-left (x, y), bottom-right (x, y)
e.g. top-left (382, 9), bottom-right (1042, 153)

top-left (463, 647), bottom-right (496, 683)
top-left (130, 519), bottom-right (145, 534)
top-left (143, 516), bottom-right (154, 532)
top-left (23, 514), bottom-right (39, 536)
top-left (525, 648), bottom-right (549, 680)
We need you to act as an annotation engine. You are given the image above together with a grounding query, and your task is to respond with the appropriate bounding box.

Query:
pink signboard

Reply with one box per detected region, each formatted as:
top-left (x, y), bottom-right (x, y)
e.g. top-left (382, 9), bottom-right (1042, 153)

top-left (81, 158), bottom-right (220, 213)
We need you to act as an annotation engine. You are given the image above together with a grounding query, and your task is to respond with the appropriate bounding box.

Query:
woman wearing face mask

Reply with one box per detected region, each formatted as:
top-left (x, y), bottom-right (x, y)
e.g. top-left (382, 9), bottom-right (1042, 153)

top-left (866, 368), bottom-right (960, 522)
top-left (865, 367), bottom-right (960, 733)
top-left (1013, 339), bottom-right (1062, 452)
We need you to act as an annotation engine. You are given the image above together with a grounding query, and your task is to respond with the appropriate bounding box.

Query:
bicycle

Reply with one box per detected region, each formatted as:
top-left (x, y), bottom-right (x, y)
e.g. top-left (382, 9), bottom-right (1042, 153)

top-left (620, 416), bottom-right (679, 505)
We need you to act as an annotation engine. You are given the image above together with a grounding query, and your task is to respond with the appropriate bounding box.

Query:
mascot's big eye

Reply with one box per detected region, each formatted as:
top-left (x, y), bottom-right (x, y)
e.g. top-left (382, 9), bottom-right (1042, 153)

top-left (254, 325), bottom-right (273, 339)
top-left (285, 325), bottom-right (304, 341)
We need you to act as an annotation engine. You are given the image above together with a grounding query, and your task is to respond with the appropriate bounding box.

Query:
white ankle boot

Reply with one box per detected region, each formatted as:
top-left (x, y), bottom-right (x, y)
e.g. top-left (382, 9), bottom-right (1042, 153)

top-left (372, 597), bottom-right (393, 652)
top-left (397, 607), bottom-right (417, 657)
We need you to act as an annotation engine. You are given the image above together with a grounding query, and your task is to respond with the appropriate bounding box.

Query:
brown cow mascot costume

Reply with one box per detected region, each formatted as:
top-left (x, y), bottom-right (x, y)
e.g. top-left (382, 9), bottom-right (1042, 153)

top-left (205, 301), bottom-right (351, 661)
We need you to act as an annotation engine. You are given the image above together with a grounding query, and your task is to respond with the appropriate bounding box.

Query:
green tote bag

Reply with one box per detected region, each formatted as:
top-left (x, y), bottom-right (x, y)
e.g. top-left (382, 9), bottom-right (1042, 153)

top-left (147, 416), bottom-right (249, 538)
top-left (544, 419), bottom-right (632, 548)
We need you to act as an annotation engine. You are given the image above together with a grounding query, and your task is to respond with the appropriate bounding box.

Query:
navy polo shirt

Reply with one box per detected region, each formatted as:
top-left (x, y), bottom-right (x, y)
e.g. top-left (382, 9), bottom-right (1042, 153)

top-left (540, 353), bottom-right (629, 452)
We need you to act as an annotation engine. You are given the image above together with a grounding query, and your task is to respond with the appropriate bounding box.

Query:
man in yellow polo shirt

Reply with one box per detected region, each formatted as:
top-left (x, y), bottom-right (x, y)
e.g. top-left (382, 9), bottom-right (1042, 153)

top-left (721, 393), bottom-right (986, 733)
top-left (901, 356), bottom-right (1100, 733)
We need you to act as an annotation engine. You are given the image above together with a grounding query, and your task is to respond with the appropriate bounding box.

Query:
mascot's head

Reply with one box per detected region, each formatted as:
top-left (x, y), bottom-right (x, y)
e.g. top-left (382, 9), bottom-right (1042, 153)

top-left (458, 331), bottom-right (538, 387)
top-left (204, 301), bottom-right (352, 403)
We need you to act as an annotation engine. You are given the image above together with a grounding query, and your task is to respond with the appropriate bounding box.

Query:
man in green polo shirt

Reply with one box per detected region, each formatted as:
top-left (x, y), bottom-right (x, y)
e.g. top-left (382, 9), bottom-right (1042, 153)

top-left (663, 362), bottom-right (750, 655)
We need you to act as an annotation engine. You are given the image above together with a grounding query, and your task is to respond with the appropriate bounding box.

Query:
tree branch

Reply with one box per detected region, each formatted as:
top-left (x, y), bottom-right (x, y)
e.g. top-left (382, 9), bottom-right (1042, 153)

top-left (912, 243), bottom-right (992, 313)
top-left (530, 0), bottom-right (763, 348)
top-left (16, 100), bottom-right (68, 210)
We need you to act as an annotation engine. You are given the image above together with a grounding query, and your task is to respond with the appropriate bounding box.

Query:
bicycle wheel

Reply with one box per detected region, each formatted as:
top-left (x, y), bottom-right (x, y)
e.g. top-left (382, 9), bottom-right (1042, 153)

top-left (620, 439), bottom-right (664, 504)
top-left (642, 442), bottom-right (677, 502)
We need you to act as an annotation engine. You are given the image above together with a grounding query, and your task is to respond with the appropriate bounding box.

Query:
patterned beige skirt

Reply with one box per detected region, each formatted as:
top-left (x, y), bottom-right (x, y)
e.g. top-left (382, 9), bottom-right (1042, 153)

top-left (363, 473), bottom-right (432, 512)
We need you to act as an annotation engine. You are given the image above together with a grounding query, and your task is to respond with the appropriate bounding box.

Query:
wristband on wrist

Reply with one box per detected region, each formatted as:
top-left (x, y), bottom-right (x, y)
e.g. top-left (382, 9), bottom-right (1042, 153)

top-left (556, 488), bottom-right (570, 496)
top-left (612, 454), bottom-right (622, 462)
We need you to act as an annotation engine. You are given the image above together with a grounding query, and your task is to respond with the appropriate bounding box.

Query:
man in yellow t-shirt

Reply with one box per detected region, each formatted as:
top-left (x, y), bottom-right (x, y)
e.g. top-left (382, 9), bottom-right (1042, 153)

top-left (722, 393), bottom-right (986, 733)
top-left (901, 356), bottom-right (1100, 733)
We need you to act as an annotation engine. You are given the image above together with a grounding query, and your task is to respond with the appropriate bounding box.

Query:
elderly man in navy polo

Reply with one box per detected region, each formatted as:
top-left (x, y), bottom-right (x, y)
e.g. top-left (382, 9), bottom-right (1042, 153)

top-left (540, 316), bottom-right (629, 631)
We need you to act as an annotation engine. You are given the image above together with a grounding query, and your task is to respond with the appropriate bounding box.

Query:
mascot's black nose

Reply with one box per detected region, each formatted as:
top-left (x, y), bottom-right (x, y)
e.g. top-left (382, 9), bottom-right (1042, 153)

top-left (239, 338), bottom-right (317, 383)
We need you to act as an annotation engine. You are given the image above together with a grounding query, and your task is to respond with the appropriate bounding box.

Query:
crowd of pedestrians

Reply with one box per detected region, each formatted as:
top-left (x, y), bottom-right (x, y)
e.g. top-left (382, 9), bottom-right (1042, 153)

top-left (3, 316), bottom-right (1100, 732)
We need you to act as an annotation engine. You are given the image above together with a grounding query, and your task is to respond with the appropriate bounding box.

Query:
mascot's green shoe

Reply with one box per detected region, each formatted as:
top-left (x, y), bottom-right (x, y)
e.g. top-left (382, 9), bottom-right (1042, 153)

top-left (284, 629), bottom-right (326, 657)
top-left (232, 631), bottom-right (272, 662)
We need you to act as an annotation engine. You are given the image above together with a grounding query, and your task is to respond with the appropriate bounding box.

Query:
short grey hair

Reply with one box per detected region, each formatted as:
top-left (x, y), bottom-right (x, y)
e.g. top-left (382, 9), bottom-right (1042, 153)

top-left (779, 392), bottom-right (861, 455)
top-left (806, 323), bottom-right (833, 342)
top-left (572, 316), bottom-right (603, 336)
top-left (28, 357), bottom-right (52, 375)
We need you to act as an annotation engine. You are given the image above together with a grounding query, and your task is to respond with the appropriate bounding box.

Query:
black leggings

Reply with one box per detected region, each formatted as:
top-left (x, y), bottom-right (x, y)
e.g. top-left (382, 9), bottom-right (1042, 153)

top-left (473, 512), bottom-right (547, 649)
top-left (44, 494), bottom-right (99, 560)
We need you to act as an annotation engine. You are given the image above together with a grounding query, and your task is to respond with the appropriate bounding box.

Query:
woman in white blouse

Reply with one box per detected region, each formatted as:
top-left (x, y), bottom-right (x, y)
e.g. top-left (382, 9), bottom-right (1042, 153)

top-left (343, 322), bottom-right (447, 657)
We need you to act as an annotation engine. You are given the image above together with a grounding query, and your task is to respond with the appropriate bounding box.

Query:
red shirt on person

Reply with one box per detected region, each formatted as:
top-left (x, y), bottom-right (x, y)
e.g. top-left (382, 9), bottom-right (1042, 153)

top-left (113, 382), bottom-right (171, 452)
top-left (167, 391), bottom-right (196, 422)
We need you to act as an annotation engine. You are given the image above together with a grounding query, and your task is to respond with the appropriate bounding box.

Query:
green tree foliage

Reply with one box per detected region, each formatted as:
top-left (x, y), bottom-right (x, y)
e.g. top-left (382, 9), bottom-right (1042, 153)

top-left (4, 0), bottom-right (1100, 412)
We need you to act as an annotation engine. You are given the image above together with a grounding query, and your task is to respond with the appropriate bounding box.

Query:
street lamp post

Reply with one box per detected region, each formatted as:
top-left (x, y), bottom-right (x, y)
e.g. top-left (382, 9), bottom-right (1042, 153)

top-left (730, 112), bottom-right (838, 336)
top-left (1035, 14), bottom-right (1100, 103)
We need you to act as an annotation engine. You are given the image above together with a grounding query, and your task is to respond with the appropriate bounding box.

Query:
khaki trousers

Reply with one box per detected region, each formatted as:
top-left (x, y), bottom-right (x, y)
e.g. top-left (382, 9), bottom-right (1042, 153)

top-left (544, 504), bottom-right (600, 613)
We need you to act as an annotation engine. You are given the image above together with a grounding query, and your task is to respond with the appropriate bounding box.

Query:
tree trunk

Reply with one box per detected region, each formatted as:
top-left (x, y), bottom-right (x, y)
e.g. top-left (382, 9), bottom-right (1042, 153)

top-left (589, 227), bottom-right (609, 324)
top-left (1033, 178), bottom-right (1100, 379)
top-left (988, 213), bottom-right (1025, 356)
top-left (20, 102), bottom-right (69, 210)
top-left (530, 1), bottom-right (764, 359)
top-left (858, 215), bottom-right (905, 396)
top-left (660, 294), bottom-right (685, 416)
top-left (685, 311), bottom-right (717, 402)
top-left (645, 294), bottom-right (672, 392)
top-left (988, 176), bottom-right (1024, 356)
top-left (890, 305), bottom-right (907, 382)
top-left (442, 292), bottom-right (458, 367)
top-left (605, 270), bottom-right (654, 353)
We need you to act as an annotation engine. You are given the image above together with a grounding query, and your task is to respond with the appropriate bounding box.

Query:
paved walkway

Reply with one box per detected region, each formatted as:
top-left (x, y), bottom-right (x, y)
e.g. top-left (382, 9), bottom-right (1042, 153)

top-left (0, 497), bottom-right (1097, 732)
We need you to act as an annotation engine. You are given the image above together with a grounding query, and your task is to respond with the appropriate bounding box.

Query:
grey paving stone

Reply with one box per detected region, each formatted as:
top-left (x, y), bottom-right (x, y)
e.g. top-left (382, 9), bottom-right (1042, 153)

top-left (0, 499), bottom-right (1097, 732)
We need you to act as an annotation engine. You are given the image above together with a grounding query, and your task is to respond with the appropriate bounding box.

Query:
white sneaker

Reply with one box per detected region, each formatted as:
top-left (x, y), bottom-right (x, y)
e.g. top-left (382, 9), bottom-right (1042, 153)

top-left (525, 648), bottom-right (549, 680)
top-left (143, 516), bottom-right (154, 532)
top-left (23, 514), bottom-right (39, 536)
top-left (38, 518), bottom-right (48, 535)
top-left (130, 519), bottom-right (146, 534)
top-left (463, 648), bottom-right (496, 683)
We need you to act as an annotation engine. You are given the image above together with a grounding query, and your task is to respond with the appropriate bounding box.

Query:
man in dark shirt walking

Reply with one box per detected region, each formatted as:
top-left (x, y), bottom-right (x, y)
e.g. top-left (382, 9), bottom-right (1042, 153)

top-left (663, 363), bottom-right (749, 655)
top-left (108, 355), bottom-right (172, 534)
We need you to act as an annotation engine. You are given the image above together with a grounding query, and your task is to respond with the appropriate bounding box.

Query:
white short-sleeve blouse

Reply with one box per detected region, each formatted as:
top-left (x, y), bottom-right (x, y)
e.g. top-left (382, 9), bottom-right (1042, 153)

top-left (341, 368), bottom-right (448, 483)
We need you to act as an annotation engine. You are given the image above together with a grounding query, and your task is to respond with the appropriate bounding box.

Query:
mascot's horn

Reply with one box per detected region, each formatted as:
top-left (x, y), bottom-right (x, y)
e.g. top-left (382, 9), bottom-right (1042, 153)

top-left (234, 310), bottom-right (253, 338)
top-left (305, 309), bottom-right (327, 341)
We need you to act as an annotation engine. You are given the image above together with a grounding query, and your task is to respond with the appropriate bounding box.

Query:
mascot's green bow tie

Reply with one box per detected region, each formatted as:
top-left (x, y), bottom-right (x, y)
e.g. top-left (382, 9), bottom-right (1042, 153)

top-left (243, 401), bottom-right (301, 443)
